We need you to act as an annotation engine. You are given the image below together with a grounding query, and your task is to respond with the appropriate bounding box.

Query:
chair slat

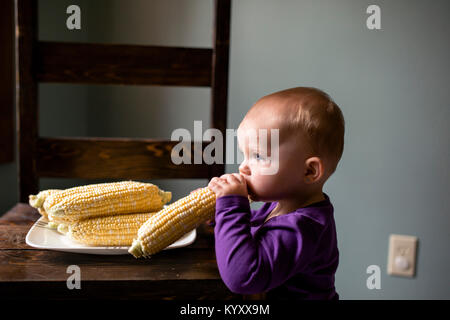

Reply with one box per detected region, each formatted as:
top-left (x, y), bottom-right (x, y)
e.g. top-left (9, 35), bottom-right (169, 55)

top-left (37, 41), bottom-right (213, 86)
top-left (0, 0), bottom-right (15, 163)
top-left (210, 0), bottom-right (231, 177)
top-left (16, 0), bottom-right (39, 201)
top-left (37, 137), bottom-right (217, 179)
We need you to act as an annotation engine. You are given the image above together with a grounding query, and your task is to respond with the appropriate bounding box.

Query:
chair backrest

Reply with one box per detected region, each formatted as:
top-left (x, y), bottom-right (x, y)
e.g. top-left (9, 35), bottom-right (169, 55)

top-left (15, 0), bottom-right (231, 202)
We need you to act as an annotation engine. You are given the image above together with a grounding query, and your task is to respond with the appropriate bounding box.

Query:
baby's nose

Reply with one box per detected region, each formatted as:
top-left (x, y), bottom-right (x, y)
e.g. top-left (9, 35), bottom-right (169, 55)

top-left (239, 162), bottom-right (251, 176)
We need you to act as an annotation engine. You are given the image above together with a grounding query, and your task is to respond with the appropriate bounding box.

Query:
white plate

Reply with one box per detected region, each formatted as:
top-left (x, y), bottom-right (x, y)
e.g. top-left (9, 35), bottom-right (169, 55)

top-left (25, 217), bottom-right (197, 255)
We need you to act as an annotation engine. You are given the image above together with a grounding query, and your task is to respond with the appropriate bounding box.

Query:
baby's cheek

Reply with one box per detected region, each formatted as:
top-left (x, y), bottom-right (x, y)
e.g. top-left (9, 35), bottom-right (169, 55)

top-left (253, 175), bottom-right (277, 196)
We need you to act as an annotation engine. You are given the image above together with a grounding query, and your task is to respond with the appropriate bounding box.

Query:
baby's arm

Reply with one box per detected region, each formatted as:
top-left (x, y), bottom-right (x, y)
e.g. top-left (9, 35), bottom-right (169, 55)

top-left (214, 196), bottom-right (323, 295)
top-left (207, 174), bottom-right (320, 295)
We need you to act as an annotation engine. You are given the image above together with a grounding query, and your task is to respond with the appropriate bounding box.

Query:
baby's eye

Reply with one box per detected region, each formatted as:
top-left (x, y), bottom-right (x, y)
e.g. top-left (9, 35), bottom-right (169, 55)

top-left (253, 153), bottom-right (265, 161)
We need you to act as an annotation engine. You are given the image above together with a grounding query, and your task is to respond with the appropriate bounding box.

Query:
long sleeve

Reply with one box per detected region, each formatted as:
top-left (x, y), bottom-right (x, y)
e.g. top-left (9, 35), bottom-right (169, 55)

top-left (214, 195), bottom-right (327, 295)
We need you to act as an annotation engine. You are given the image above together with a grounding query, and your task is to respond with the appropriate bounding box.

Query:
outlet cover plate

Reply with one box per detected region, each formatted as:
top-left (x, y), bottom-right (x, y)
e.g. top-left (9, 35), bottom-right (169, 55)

top-left (387, 234), bottom-right (418, 277)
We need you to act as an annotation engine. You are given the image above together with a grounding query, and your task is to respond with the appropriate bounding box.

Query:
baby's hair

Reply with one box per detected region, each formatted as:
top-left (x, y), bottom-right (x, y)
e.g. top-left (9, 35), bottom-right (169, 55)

top-left (256, 87), bottom-right (345, 176)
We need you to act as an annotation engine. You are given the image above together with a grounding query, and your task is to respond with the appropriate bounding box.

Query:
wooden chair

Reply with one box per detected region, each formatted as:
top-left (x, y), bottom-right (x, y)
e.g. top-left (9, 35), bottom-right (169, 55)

top-left (15, 0), bottom-right (231, 202)
top-left (6, 1), bottom-right (269, 300)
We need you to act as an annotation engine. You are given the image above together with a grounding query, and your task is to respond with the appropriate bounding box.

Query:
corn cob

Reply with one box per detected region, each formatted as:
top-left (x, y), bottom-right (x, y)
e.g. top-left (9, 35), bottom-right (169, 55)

top-left (43, 181), bottom-right (171, 222)
top-left (45, 212), bottom-right (76, 232)
top-left (29, 189), bottom-right (61, 219)
top-left (129, 187), bottom-right (216, 258)
top-left (57, 223), bottom-right (70, 235)
top-left (67, 212), bottom-right (157, 246)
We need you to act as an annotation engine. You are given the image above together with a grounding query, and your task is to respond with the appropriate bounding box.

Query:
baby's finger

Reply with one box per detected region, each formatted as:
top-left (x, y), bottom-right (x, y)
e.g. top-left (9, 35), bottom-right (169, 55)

top-left (208, 179), bottom-right (217, 186)
top-left (210, 177), bottom-right (220, 183)
top-left (210, 177), bottom-right (223, 187)
top-left (208, 179), bottom-right (223, 188)
top-left (225, 174), bottom-right (240, 184)
top-left (232, 173), bottom-right (245, 184)
top-left (218, 177), bottom-right (229, 185)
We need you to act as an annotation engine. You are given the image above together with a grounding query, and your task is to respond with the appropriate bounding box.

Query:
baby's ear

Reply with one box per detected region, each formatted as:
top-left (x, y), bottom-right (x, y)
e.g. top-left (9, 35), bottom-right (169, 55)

top-left (304, 157), bottom-right (324, 184)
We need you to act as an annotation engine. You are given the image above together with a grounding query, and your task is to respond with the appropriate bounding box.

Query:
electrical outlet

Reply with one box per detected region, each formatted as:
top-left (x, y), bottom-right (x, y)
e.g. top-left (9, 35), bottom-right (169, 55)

top-left (387, 234), bottom-right (418, 277)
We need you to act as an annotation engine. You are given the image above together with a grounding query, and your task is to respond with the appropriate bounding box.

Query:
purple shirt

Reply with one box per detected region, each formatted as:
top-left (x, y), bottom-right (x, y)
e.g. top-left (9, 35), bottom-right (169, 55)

top-left (214, 193), bottom-right (339, 300)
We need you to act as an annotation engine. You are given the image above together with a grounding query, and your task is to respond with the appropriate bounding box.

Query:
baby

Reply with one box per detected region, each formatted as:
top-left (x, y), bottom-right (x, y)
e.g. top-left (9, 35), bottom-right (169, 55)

top-left (207, 87), bottom-right (345, 300)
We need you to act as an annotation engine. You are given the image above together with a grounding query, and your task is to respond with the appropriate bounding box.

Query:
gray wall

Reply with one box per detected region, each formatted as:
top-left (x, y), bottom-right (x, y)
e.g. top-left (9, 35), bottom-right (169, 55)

top-left (1, 0), bottom-right (449, 299)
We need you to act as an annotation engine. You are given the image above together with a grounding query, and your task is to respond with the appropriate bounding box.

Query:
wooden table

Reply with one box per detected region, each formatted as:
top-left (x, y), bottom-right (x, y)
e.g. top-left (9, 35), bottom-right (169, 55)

top-left (0, 204), bottom-right (243, 300)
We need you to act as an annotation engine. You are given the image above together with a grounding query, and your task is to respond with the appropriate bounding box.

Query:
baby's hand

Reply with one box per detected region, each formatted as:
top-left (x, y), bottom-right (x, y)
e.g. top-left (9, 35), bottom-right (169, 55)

top-left (208, 173), bottom-right (248, 199)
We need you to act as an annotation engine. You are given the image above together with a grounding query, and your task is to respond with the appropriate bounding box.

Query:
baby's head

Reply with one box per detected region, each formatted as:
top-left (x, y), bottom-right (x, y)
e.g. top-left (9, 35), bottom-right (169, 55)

top-left (237, 87), bottom-right (345, 202)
